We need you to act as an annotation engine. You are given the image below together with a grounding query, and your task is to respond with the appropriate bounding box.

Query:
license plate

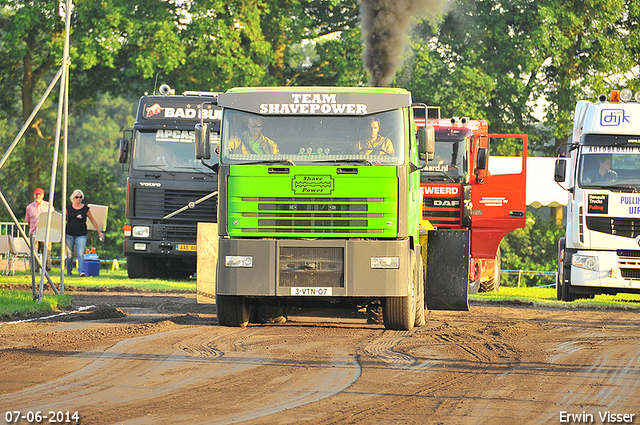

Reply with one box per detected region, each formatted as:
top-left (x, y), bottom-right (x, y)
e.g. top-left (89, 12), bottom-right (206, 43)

top-left (290, 287), bottom-right (332, 296)
top-left (176, 244), bottom-right (197, 252)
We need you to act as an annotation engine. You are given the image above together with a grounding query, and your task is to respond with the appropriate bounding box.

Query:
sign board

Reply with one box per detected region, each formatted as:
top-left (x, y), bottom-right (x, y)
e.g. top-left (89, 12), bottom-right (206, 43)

top-left (196, 222), bottom-right (218, 304)
top-left (87, 204), bottom-right (108, 231)
top-left (35, 210), bottom-right (62, 243)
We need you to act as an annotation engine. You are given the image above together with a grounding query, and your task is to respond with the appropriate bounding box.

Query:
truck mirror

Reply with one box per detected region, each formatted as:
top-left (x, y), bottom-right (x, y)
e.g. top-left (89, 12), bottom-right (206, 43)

top-left (554, 158), bottom-right (566, 182)
top-left (418, 126), bottom-right (435, 160)
top-left (195, 123), bottom-right (211, 160)
top-left (477, 147), bottom-right (487, 170)
top-left (118, 138), bottom-right (129, 164)
top-left (556, 144), bottom-right (568, 158)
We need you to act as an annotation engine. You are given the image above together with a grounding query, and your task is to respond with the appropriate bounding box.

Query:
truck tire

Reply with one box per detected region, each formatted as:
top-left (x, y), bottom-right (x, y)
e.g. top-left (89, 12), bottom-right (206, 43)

top-left (383, 251), bottom-right (416, 331)
top-left (216, 295), bottom-right (251, 327)
top-left (560, 278), bottom-right (576, 302)
top-left (480, 248), bottom-right (501, 292)
top-left (559, 263), bottom-right (578, 302)
top-left (556, 238), bottom-right (565, 300)
top-left (127, 257), bottom-right (152, 279)
top-left (414, 254), bottom-right (426, 327)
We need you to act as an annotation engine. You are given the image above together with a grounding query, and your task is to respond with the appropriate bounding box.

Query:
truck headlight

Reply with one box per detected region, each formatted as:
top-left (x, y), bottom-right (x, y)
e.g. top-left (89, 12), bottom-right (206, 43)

top-left (133, 243), bottom-right (147, 251)
top-left (371, 257), bottom-right (400, 269)
top-left (572, 255), bottom-right (597, 271)
top-left (225, 256), bottom-right (253, 268)
top-left (132, 226), bottom-right (150, 238)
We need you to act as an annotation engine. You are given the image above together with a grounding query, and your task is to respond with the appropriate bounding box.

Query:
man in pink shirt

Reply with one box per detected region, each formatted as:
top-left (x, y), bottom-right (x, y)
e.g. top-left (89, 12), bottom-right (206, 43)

top-left (25, 188), bottom-right (54, 272)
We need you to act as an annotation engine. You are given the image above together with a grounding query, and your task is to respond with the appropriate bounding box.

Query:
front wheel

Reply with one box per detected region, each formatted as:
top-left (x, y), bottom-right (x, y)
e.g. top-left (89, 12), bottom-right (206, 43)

top-left (127, 256), bottom-right (152, 279)
top-left (383, 251), bottom-right (417, 331)
top-left (217, 295), bottom-right (252, 327)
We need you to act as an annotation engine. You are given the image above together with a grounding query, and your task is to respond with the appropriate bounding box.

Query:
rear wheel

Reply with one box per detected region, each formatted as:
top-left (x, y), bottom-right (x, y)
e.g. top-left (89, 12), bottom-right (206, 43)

top-left (383, 251), bottom-right (417, 331)
top-left (480, 248), bottom-right (501, 293)
top-left (216, 295), bottom-right (252, 327)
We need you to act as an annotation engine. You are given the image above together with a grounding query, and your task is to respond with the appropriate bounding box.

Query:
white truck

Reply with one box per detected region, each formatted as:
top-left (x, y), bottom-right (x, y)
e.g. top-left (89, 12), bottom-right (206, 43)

top-left (555, 89), bottom-right (640, 301)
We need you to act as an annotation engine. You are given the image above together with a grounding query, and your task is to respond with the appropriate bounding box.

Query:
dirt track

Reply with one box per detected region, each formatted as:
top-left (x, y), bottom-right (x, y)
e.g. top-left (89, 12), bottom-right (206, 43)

top-left (1, 292), bottom-right (639, 425)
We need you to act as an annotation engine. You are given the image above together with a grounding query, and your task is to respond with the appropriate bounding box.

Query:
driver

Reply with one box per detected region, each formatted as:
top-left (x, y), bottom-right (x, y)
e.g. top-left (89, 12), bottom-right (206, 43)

top-left (585, 154), bottom-right (618, 183)
top-left (229, 116), bottom-right (279, 154)
top-left (353, 117), bottom-right (394, 156)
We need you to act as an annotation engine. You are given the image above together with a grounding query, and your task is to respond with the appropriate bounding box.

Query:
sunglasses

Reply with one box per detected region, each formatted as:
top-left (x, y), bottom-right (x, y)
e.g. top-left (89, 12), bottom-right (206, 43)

top-left (249, 124), bottom-right (263, 129)
top-left (74, 195), bottom-right (83, 199)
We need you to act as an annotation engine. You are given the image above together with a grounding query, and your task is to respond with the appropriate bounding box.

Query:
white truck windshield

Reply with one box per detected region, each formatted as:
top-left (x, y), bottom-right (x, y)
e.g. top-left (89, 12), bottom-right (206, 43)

top-left (578, 146), bottom-right (640, 190)
top-left (220, 110), bottom-right (405, 165)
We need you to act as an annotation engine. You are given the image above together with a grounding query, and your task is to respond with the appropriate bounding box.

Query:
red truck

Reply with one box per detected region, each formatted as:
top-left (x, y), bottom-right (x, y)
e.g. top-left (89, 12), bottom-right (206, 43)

top-left (416, 108), bottom-right (527, 293)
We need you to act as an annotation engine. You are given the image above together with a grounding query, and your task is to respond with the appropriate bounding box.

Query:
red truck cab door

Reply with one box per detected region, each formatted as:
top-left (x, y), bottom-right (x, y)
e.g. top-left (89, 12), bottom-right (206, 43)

top-left (470, 133), bottom-right (528, 259)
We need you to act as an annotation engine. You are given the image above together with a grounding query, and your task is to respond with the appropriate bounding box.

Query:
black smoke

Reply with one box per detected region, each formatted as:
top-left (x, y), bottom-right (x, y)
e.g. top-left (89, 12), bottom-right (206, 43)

top-left (359, 0), bottom-right (447, 87)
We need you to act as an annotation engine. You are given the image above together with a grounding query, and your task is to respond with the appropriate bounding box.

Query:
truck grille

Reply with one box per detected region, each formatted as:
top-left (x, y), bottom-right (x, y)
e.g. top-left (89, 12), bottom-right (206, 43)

top-left (618, 250), bottom-right (640, 280)
top-left (278, 246), bottom-right (344, 288)
top-left (156, 224), bottom-right (198, 240)
top-left (237, 197), bottom-right (390, 235)
top-left (586, 217), bottom-right (640, 238)
top-left (422, 196), bottom-right (462, 227)
top-left (134, 189), bottom-right (217, 223)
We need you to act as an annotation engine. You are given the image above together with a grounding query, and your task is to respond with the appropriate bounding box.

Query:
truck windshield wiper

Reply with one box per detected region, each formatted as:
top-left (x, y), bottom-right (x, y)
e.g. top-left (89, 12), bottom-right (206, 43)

top-left (422, 170), bottom-right (455, 183)
top-left (243, 159), bottom-right (296, 166)
top-left (312, 158), bottom-right (374, 166)
top-left (138, 164), bottom-right (175, 176)
top-left (606, 184), bottom-right (639, 193)
top-left (174, 165), bottom-right (215, 177)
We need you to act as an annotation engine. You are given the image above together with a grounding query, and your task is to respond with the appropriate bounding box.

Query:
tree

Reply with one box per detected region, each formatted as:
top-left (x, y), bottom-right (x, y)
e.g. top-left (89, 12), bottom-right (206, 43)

top-left (401, 0), bottom-right (640, 148)
top-left (0, 0), bottom-right (185, 195)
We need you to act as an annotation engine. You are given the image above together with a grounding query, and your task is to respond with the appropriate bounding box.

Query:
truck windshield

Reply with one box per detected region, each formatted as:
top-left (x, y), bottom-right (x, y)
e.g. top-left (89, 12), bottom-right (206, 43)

top-left (220, 110), bottom-right (405, 165)
top-left (578, 147), bottom-right (640, 190)
top-left (132, 130), bottom-right (219, 172)
top-left (421, 134), bottom-right (468, 183)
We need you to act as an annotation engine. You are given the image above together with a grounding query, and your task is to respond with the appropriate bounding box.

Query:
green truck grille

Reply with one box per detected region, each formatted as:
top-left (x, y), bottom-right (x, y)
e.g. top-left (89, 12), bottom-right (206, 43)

top-left (234, 197), bottom-right (388, 235)
top-left (226, 167), bottom-right (399, 238)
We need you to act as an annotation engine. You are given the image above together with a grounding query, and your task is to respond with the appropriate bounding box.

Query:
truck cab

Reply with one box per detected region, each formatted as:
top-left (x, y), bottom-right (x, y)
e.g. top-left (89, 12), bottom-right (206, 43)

top-left (195, 87), bottom-right (469, 330)
top-left (119, 88), bottom-right (221, 278)
top-left (556, 89), bottom-right (640, 300)
top-left (416, 111), bottom-right (527, 293)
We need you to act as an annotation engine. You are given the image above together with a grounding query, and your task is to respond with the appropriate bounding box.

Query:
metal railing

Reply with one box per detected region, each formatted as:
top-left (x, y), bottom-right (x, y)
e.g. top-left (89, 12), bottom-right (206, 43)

top-left (0, 222), bottom-right (29, 238)
top-left (502, 269), bottom-right (557, 287)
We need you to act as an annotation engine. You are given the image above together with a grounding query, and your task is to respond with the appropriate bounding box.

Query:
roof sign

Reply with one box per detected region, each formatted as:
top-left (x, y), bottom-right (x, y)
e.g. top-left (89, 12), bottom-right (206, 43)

top-left (218, 91), bottom-right (411, 115)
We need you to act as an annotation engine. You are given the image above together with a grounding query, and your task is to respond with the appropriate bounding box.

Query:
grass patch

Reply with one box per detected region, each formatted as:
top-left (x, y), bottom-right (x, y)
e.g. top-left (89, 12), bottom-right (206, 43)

top-left (0, 266), bottom-right (195, 321)
top-left (0, 267), bottom-right (196, 292)
top-left (470, 285), bottom-right (640, 310)
top-left (0, 288), bottom-right (73, 321)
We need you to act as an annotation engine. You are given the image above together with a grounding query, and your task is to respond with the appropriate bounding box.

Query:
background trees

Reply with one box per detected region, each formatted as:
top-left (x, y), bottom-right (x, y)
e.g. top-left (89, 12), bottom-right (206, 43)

top-left (1, 0), bottom-right (639, 262)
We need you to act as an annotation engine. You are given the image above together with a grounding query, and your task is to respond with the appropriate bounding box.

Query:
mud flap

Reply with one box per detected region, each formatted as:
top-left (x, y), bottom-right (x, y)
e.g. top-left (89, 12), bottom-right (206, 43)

top-left (424, 229), bottom-right (469, 311)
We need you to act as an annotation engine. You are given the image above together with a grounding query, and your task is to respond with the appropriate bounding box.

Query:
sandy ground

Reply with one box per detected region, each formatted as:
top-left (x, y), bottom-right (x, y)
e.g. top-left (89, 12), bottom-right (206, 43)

top-left (1, 292), bottom-right (639, 425)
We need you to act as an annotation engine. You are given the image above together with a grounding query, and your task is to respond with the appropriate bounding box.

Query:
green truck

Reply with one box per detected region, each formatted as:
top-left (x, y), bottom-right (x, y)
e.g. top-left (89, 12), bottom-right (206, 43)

top-left (195, 87), bottom-right (469, 330)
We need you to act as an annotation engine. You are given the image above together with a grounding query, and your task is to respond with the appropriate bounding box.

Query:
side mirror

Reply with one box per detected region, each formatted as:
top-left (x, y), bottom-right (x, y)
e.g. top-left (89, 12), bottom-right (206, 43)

top-left (418, 126), bottom-right (435, 160)
top-left (118, 138), bottom-right (129, 164)
top-left (476, 147), bottom-right (487, 170)
top-left (554, 158), bottom-right (567, 182)
top-left (195, 123), bottom-right (211, 160)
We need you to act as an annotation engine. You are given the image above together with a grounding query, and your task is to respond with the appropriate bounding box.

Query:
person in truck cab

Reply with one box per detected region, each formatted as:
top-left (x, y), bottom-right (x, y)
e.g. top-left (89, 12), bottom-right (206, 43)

top-left (229, 116), bottom-right (279, 154)
top-left (585, 154), bottom-right (618, 183)
top-left (353, 117), bottom-right (395, 156)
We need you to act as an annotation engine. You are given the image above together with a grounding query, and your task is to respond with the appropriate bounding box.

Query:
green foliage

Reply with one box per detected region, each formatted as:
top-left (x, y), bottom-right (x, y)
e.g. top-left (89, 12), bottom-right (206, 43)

top-left (499, 211), bottom-right (565, 287)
